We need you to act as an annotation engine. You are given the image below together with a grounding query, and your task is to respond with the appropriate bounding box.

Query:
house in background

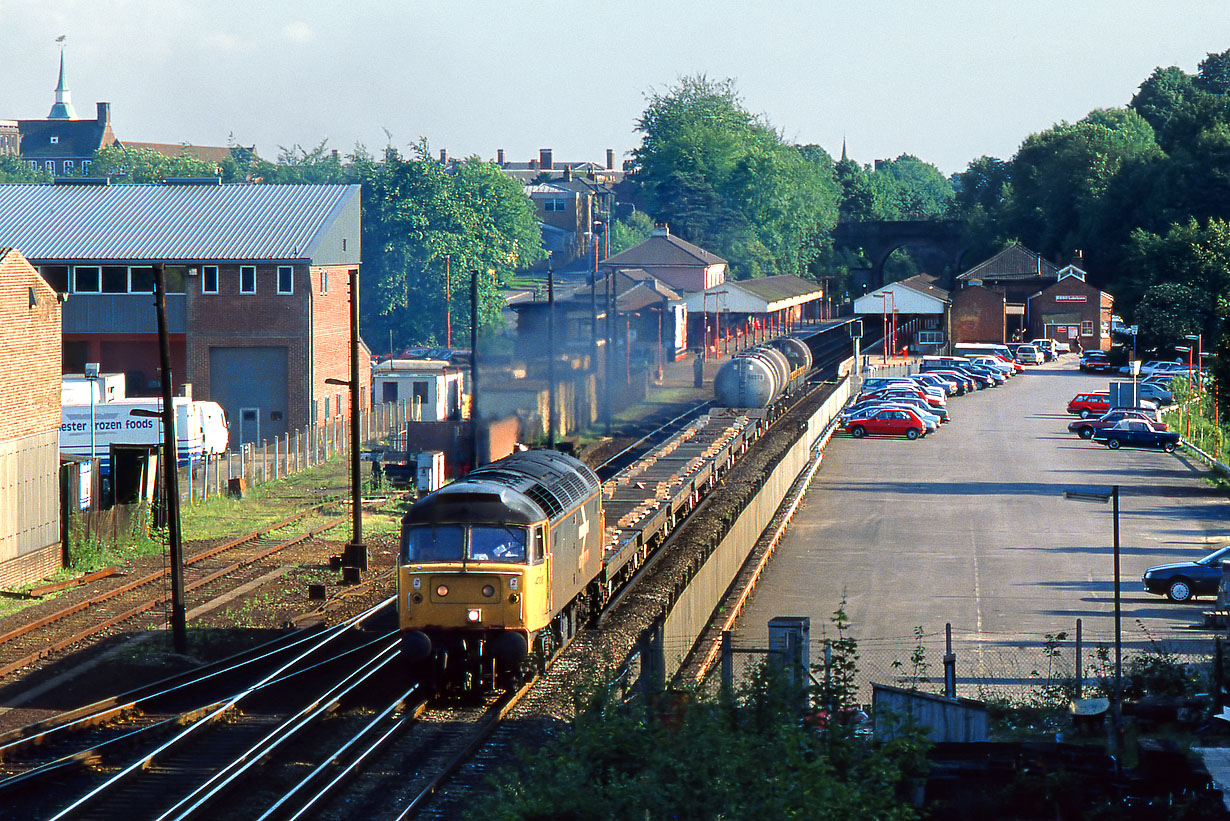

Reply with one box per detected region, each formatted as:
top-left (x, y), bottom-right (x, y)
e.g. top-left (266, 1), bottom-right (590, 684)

top-left (11, 52), bottom-right (118, 176)
top-left (853, 275), bottom-right (950, 355)
top-left (0, 179), bottom-right (367, 447)
top-left (0, 248), bottom-right (62, 585)
top-left (601, 226), bottom-right (727, 294)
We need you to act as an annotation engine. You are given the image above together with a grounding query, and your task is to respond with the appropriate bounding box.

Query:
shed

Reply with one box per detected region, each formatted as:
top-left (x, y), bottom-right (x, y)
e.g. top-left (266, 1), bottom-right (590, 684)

top-left (872, 682), bottom-right (989, 743)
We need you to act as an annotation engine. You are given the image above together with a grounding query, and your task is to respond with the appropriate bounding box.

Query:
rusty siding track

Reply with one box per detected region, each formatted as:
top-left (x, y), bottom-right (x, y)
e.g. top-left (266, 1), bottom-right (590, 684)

top-left (0, 507), bottom-right (342, 680)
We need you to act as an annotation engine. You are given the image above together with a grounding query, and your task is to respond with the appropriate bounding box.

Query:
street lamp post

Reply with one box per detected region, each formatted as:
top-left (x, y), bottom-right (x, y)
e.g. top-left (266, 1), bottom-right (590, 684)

top-left (872, 291), bottom-right (894, 364)
top-left (1177, 345), bottom-right (1193, 439)
top-left (1063, 485), bottom-right (1122, 759)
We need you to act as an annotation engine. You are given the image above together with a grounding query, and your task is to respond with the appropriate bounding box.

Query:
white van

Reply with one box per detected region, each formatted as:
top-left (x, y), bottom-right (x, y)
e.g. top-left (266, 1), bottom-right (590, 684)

top-left (953, 343), bottom-right (1013, 360)
top-left (61, 397), bottom-right (229, 474)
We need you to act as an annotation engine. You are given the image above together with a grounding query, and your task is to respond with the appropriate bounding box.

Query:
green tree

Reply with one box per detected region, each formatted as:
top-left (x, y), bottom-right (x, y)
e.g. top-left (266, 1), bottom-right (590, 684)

top-left (866, 154), bottom-right (954, 220)
top-left (0, 155), bottom-right (52, 183)
top-left (88, 145), bottom-right (222, 182)
top-left (630, 75), bottom-right (839, 279)
top-left (609, 210), bottom-right (654, 254)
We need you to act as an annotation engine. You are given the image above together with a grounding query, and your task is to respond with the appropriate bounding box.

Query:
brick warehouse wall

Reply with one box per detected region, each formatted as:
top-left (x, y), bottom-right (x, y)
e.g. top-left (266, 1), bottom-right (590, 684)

top-left (186, 263), bottom-right (310, 430)
top-left (0, 250), bottom-right (63, 577)
top-left (185, 263), bottom-right (369, 434)
top-left (950, 284), bottom-right (1006, 345)
top-left (309, 266), bottom-right (371, 425)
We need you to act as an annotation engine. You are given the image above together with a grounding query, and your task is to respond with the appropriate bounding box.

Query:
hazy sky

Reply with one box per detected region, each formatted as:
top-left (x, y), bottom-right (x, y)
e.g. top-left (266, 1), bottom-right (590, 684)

top-left (5, 1), bottom-right (1230, 175)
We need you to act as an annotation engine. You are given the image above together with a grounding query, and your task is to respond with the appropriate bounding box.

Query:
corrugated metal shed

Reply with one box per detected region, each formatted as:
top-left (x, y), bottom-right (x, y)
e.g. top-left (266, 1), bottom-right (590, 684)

top-left (0, 182), bottom-right (361, 265)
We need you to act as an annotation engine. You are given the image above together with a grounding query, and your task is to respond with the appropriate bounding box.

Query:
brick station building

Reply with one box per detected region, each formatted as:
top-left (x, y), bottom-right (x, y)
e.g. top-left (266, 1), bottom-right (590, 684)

top-left (0, 180), bottom-right (366, 446)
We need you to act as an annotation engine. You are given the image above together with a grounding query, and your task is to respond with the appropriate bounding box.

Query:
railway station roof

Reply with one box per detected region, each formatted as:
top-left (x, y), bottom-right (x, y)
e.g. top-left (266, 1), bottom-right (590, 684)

top-left (0, 181), bottom-right (361, 265)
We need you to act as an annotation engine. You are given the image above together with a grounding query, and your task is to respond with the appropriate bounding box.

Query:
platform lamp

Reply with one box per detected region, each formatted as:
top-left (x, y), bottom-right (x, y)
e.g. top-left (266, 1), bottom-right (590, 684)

top-left (1062, 485), bottom-right (1121, 758)
top-left (1184, 333), bottom-right (1202, 391)
top-left (1176, 345), bottom-right (1193, 439)
top-left (325, 268), bottom-right (366, 576)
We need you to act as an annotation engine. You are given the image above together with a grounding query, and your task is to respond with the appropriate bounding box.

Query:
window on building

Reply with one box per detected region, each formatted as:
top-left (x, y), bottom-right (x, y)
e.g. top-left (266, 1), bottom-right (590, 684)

top-left (277, 266), bottom-right (293, 294)
top-left (1081, 320), bottom-right (1094, 336)
top-left (73, 266), bottom-right (101, 293)
top-left (382, 381), bottom-right (398, 403)
top-left (240, 266), bottom-right (256, 294)
top-left (45, 161), bottom-right (55, 171)
top-left (64, 160), bottom-right (74, 170)
top-left (40, 266), bottom-right (69, 293)
top-left (27, 160), bottom-right (37, 170)
top-left (129, 266), bottom-right (155, 293)
top-left (324, 396), bottom-right (330, 419)
top-left (81, 160), bottom-right (90, 174)
top-left (321, 269), bottom-right (328, 295)
top-left (101, 266), bottom-right (128, 293)
top-left (335, 393), bottom-right (342, 417)
top-left (544, 198), bottom-right (565, 213)
top-left (50, 136), bottom-right (59, 144)
top-left (202, 266), bottom-right (218, 294)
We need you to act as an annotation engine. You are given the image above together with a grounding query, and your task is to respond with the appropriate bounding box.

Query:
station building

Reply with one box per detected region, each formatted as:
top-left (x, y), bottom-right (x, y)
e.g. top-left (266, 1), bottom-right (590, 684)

top-left (1026, 267), bottom-right (1113, 352)
top-left (0, 179), bottom-right (366, 447)
top-left (0, 249), bottom-right (63, 585)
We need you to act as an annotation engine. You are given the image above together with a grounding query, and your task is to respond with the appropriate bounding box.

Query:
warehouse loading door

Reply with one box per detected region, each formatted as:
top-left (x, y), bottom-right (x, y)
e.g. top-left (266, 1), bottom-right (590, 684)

top-left (209, 347), bottom-right (289, 445)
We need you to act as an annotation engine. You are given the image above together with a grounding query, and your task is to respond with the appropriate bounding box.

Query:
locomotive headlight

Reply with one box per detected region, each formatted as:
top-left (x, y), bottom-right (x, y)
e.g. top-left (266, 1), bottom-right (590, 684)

top-left (466, 608), bottom-right (482, 623)
top-left (436, 584), bottom-right (449, 597)
top-left (481, 584), bottom-right (495, 598)
top-left (413, 593), bottom-right (423, 604)
top-left (509, 593), bottom-right (519, 604)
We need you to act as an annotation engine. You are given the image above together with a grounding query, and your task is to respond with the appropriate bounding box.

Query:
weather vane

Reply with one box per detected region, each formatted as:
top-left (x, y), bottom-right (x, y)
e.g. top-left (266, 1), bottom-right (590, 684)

top-left (56, 35), bottom-right (66, 44)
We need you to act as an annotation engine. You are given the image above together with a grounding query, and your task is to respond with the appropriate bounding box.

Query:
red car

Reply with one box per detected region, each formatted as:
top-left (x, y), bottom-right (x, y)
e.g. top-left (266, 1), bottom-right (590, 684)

top-left (1067, 392), bottom-right (1111, 418)
top-left (843, 407), bottom-right (928, 440)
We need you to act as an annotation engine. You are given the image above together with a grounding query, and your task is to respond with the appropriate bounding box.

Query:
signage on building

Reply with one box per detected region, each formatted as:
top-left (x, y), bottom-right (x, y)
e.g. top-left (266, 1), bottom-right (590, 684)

top-left (1055, 295), bottom-right (1087, 303)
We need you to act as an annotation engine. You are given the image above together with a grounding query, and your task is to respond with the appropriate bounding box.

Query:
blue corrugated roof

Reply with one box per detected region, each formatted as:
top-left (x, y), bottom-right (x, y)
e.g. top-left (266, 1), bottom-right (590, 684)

top-left (0, 182), bottom-right (361, 264)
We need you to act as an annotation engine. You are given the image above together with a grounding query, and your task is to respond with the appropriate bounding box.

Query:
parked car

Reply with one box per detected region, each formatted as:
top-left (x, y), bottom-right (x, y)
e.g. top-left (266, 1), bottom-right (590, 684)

top-left (1079, 351), bottom-right (1113, 372)
top-left (919, 368), bottom-right (975, 393)
top-left (1136, 381), bottom-right (1174, 406)
top-left (842, 407), bottom-right (928, 439)
top-left (862, 386), bottom-right (945, 409)
top-left (1052, 340), bottom-right (1071, 354)
top-left (1016, 345), bottom-right (1043, 365)
top-left (1090, 419), bottom-right (1181, 451)
top-left (969, 356), bottom-right (1015, 377)
top-left (1142, 545), bottom-right (1230, 602)
top-left (1067, 392), bottom-right (1111, 418)
top-left (841, 400), bottom-right (941, 429)
top-left (1068, 410), bottom-right (1168, 439)
top-left (912, 373), bottom-right (959, 395)
top-left (1030, 339), bottom-right (1057, 360)
top-left (1118, 359), bottom-right (1179, 377)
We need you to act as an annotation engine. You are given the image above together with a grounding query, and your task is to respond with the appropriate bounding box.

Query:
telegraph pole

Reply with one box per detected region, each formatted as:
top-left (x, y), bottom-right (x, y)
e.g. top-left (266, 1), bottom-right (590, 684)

top-left (547, 253), bottom-right (556, 449)
top-left (152, 264), bottom-right (187, 653)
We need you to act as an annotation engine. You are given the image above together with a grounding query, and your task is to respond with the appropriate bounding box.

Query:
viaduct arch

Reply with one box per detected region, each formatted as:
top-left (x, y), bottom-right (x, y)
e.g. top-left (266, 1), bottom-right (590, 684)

top-left (832, 220), bottom-right (970, 292)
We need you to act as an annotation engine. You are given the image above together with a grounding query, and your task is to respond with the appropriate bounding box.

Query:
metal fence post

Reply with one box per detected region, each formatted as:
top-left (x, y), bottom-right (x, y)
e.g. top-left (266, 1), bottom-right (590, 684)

top-left (639, 616), bottom-right (666, 720)
top-left (1076, 618), bottom-right (1084, 700)
top-left (721, 630), bottom-right (733, 689)
top-left (943, 622), bottom-right (956, 698)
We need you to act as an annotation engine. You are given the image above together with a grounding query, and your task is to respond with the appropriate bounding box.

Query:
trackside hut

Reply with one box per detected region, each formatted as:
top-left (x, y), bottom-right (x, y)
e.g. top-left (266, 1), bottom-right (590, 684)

top-left (0, 249), bottom-right (63, 585)
top-left (853, 275), bottom-right (949, 354)
top-left (0, 180), bottom-right (366, 446)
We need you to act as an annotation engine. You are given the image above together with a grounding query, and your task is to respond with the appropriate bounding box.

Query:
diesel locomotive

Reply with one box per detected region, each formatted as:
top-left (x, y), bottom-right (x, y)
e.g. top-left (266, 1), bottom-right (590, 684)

top-left (398, 449), bottom-right (604, 689)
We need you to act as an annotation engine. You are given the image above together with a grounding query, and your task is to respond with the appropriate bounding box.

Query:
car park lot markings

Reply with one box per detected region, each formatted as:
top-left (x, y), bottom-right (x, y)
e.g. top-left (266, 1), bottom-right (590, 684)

top-left (734, 357), bottom-right (1223, 667)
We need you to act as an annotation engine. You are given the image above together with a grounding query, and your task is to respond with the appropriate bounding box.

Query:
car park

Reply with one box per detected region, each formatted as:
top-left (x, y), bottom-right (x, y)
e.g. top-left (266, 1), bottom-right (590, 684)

top-left (862, 385), bottom-right (945, 409)
top-left (842, 407), bottom-right (929, 439)
top-left (841, 400), bottom-right (941, 429)
top-left (1079, 351), bottom-right (1113, 372)
top-left (921, 368), bottom-right (975, 393)
top-left (1068, 410), bottom-right (1168, 439)
top-left (964, 364), bottom-right (1006, 386)
top-left (1142, 545), bottom-right (1230, 602)
top-left (1090, 419), bottom-right (1181, 451)
top-left (912, 373), bottom-right (959, 395)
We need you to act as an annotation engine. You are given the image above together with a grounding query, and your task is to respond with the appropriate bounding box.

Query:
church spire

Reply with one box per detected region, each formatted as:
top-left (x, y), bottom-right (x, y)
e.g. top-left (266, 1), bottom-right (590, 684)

top-left (840, 136), bottom-right (848, 164)
top-left (48, 46), bottom-right (77, 120)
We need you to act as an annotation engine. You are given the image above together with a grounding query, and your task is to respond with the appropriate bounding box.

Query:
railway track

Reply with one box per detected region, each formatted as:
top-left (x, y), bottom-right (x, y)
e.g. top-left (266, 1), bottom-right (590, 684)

top-left (0, 506), bottom-right (346, 681)
top-left (0, 600), bottom-right (398, 819)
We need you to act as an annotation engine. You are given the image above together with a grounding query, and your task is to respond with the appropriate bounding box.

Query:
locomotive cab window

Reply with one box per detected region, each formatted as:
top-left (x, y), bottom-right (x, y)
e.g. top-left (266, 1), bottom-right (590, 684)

top-left (403, 524), bottom-right (465, 563)
top-left (468, 526), bottom-right (527, 562)
top-left (531, 526), bottom-right (545, 564)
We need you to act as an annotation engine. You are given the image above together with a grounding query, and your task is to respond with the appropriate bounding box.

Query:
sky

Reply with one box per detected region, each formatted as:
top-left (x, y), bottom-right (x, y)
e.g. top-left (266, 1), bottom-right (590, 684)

top-left (4, 1), bottom-right (1230, 175)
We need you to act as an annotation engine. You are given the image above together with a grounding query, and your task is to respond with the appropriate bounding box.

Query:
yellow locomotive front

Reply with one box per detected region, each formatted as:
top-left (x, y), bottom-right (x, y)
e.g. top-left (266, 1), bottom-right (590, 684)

top-left (398, 450), bottom-right (603, 689)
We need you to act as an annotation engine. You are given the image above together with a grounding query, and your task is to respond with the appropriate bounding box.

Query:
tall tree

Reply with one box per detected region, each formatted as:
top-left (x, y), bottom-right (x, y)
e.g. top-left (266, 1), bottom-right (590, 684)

top-left (631, 75), bottom-right (839, 279)
top-left (88, 145), bottom-right (222, 182)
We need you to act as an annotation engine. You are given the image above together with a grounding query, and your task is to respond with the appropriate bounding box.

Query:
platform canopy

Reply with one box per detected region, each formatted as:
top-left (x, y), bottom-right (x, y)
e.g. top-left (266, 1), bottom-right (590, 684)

top-left (854, 276), bottom-right (948, 316)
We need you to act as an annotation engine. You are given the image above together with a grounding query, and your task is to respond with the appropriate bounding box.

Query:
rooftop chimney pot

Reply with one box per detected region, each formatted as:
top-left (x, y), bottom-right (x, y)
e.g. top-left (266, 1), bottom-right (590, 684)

top-left (540, 148), bottom-right (553, 170)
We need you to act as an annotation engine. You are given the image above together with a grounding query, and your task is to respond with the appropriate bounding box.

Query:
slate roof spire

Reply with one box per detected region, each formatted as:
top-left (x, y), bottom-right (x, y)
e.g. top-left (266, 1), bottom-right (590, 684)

top-left (48, 47), bottom-right (77, 120)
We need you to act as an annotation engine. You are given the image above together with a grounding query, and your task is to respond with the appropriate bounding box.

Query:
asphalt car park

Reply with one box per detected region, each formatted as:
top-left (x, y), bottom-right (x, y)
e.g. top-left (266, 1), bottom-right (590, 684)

top-left (735, 354), bottom-right (1228, 664)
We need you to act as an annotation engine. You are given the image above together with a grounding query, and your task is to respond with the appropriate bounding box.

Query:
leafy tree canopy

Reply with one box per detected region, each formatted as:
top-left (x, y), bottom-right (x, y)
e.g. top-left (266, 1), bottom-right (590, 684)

top-left (88, 145), bottom-right (223, 183)
top-left (0, 155), bottom-right (52, 183)
top-left (631, 75), bottom-right (839, 279)
top-left (866, 154), bottom-right (954, 220)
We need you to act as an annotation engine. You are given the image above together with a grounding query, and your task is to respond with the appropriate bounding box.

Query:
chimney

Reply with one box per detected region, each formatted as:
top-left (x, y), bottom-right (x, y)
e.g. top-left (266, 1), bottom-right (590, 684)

top-left (439, 148), bottom-right (448, 164)
top-left (652, 223), bottom-right (669, 237)
top-left (606, 148), bottom-right (614, 170)
top-left (331, 149), bottom-right (339, 161)
top-left (96, 101), bottom-right (110, 124)
top-left (497, 148), bottom-right (505, 166)
top-left (540, 148), bottom-right (553, 170)
top-left (1070, 249), bottom-right (1085, 269)
top-left (562, 165), bottom-right (572, 181)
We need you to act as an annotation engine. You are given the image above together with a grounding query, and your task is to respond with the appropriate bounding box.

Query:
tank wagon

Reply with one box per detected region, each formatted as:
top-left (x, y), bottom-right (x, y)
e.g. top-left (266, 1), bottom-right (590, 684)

top-left (398, 412), bottom-right (762, 690)
top-left (713, 341), bottom-right (813, 409)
